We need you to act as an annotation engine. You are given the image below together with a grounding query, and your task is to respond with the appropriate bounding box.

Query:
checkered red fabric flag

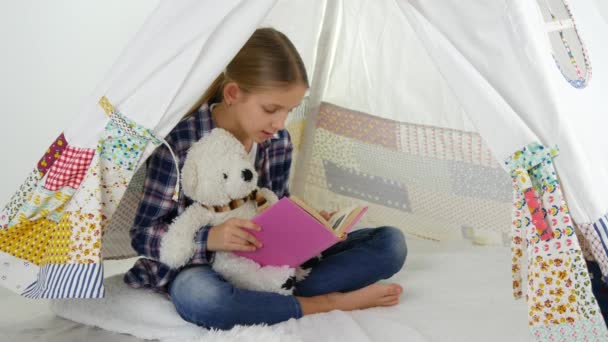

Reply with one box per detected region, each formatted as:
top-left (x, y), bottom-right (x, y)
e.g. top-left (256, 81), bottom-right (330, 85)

top-left (44, 146), bottom-right (95, 191)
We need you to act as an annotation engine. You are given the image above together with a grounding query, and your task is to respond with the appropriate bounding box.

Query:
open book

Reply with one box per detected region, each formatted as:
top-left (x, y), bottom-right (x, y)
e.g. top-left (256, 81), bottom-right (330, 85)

top-left (233, 196), bottom-right (368, 267)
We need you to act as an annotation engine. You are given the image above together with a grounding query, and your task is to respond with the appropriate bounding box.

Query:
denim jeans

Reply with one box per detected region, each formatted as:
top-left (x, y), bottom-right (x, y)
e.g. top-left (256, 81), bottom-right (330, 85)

top-left (169, 226), bottom-right (407, 330)
top-left (587, 261), bottom-right (608, 324)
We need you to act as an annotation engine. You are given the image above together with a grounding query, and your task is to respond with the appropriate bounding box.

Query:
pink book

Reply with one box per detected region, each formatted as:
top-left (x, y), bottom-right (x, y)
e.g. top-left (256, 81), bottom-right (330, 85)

top-left (234, 196), bottom-right (368, 267)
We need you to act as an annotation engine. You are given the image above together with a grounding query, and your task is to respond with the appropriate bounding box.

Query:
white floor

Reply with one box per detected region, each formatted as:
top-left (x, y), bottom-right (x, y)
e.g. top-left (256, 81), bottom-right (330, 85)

top-left (0, 237), bottom-right (530, 342)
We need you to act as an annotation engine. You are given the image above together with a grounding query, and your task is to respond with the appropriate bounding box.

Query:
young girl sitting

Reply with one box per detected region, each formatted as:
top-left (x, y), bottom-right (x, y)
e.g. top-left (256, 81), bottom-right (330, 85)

top-left (124, 27), bottom-right (407, 331)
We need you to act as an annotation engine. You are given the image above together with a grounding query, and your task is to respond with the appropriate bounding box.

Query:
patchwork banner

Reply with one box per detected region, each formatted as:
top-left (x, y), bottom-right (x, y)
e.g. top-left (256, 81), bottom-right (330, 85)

top-left (0, 99), bottom-right (160, 298)
top-left (506, 143), bottom-right (608, 341)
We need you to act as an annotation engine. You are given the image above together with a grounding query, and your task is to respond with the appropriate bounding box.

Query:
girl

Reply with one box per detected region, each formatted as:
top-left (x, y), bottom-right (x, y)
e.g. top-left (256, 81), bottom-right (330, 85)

top-left (125, 27), bottom-right (407, 330)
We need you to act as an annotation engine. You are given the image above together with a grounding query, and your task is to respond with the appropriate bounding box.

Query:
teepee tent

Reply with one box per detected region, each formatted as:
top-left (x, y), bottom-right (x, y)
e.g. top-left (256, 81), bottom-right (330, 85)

top-left (1, 0), bottom-right (608, 340)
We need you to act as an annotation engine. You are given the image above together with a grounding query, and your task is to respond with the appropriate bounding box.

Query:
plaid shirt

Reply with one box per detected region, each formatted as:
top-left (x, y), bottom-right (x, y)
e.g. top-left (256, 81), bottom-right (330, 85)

top-left (124, 104), bottom-right (293, 293)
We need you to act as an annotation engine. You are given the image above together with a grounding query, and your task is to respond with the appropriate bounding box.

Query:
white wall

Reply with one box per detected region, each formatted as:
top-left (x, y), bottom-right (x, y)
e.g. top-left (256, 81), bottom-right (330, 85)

top-left (0, 0), bottom-right (158, 205)
top-left (595, 0), bottom-right (608, 23)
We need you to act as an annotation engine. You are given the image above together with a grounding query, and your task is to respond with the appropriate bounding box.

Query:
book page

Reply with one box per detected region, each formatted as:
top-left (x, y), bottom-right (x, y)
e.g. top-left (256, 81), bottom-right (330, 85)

top-left (329, 206), bottom-right (367, 237)
top-left (289, 196), bottom-right (366, 237)
top-left (289, 196), bottom-right (330, 226)
top-left (327, 205), bottom-right (359, 231)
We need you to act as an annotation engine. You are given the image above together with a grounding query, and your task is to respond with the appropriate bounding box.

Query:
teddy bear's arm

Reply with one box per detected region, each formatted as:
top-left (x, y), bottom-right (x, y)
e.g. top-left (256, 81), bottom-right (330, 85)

top-left (258, 187), bottom-right (279, 205)
top-left (212, 252), bottom-right (296, 295)
top-left (159, 205), bottom-right (213, 269)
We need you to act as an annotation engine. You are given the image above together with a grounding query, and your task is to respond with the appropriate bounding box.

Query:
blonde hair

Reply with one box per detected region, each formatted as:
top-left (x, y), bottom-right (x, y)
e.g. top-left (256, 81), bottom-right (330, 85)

top-left (185, 28), bottom-right (309, 117)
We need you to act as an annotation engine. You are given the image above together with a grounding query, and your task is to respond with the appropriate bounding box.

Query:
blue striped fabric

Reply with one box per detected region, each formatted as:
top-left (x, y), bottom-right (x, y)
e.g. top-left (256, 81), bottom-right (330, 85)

top-left (21, 263), bottom-right (105, 299)
top-left (593, 214), bottom-right (608, 259)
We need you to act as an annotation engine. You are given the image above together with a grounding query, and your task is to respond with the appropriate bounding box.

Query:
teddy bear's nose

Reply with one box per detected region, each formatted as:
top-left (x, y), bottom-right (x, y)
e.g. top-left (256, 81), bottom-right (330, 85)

top-left (242, 169), bottom-right (253, 182)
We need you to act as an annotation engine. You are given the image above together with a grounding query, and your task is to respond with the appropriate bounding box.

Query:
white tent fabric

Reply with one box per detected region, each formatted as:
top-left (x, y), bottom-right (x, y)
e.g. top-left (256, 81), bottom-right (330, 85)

top-left (1, 0), bottom-right (608, 341)
top-left (398, 0), bottom-right (608, 280)
top-left (288, 0), bottom-right (608, 225)
top-left (68, 0), bottom-right (276, 151)
top-left (405, 0), bottom-right (608, 224)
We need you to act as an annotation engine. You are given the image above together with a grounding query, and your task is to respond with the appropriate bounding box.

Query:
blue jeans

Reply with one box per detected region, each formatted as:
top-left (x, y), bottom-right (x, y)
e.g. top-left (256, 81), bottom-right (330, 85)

top-left (169, 226), bottom-right (407, 330)
top-left (587, 261), bottom-right (608, 324)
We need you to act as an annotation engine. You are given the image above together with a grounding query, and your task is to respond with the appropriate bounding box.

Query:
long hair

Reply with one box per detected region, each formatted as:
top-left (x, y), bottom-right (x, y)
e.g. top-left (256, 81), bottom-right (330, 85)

top-left (184, 28), bottom-right (309, 117)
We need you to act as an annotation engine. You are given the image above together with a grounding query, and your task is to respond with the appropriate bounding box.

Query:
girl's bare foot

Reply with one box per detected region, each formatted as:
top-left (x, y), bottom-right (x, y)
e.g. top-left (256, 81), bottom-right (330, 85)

top-left (297, 283), bottom-right (403, 315)
top-left (328, 283), bottom-right (403, 310)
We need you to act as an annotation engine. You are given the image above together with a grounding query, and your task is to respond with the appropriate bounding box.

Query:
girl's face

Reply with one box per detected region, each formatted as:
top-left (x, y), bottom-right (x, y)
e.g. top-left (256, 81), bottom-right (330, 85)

top-left (230, 83), bottom-right (307, 144)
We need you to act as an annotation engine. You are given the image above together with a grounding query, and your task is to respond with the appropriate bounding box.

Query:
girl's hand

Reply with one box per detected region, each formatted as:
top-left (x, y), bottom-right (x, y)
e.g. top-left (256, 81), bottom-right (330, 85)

top-left (207, 218), bottom-right (263, 252)
top-left (320, 210), bottom-right (337, 221)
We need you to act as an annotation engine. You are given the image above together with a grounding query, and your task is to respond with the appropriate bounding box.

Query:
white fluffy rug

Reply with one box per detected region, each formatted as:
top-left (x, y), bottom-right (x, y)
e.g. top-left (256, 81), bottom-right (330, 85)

top-left (1, 238), bottom-right (531, 342)
top-left (50, 274), bottom-right (425, 342)
top-left (49, 274), bottom-right (299, 342)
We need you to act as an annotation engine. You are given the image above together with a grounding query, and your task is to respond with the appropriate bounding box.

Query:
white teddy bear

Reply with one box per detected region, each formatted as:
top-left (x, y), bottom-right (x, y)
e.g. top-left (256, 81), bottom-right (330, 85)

top-left (159, 128), bottom-right (309, 295)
